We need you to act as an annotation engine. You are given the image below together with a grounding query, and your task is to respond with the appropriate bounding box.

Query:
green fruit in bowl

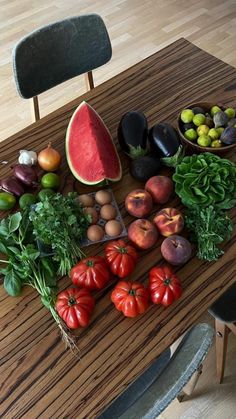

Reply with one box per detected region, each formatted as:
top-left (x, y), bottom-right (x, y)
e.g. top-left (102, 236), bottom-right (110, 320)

top-left (216, 127), bottom-right (224, 136)
top-left (210, 105), bottom-right (221, 117)
top-left (184, 128), bottom-right (198, 141)
top-left (197, 135), bottom-right (211, 147)
top-left (197, 125), bottom-right (209, 136)
top-left (211, 140), bottom-right (222, 148)
top-left (225, 107), bottom-right (235, 119)
top-left (208, 128), bottom-right (219, 140)
top-left (193, 113), bottom-right (206, 127)
top-left (180, 109), bottom-right (194, 123)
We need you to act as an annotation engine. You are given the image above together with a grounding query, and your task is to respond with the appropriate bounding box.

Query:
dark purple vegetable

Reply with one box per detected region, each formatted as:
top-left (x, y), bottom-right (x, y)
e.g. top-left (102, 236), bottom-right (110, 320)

top-left (148, 123), bottom-right (180, 158)
top-left (191, 106), bottom-right (205, 115)
top-left (130, 155), bottom-right (161, 182)
top-left (0, 177), bottom-right (25, 197)
top-left (13, 164), bottom-right (38, 187)
top-left (220, 126), bottom-right (236, 145)
top-left (117, 111), bottom-right (148, 159)
top-left (181, 122), bottom-right (195, 132)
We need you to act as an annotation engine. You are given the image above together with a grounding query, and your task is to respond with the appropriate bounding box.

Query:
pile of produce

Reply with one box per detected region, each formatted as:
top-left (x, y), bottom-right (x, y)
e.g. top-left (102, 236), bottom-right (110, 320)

top-left (180, 104), bottom-right (236, 148)
top-left (173, 153), bottom-right (236, 260)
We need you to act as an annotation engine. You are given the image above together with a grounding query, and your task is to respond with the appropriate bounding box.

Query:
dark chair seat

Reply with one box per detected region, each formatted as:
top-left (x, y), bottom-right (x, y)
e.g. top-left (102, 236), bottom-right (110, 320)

top-left (98, 347), bottom-right (171, 419)
top-left (209, 283), bottom-right (236, 323)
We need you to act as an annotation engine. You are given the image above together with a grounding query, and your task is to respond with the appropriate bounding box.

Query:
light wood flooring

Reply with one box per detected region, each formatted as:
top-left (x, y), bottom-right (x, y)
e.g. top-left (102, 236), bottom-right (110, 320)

top-left (1, 0), bottom-right (236, 140)
top-left (1, 1), bottom-right (236, 418)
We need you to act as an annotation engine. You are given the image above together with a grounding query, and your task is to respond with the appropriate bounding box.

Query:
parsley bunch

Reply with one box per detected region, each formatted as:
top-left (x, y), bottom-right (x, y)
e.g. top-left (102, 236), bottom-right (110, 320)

top-left (29, 192), bottom-right (90, 276)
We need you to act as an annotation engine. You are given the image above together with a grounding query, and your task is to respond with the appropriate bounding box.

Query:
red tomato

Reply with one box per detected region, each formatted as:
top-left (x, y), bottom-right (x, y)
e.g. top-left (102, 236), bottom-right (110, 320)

top-left (70, 256), bottom-right (110, 290)
top-left (105, 239), bottom-right (138, 278)
top-left (111, 281), bottom-right (149, 317)
top-left (149, 265), bottom-right (182, 307)
top-left (55, 288), bottom-right (95, 329)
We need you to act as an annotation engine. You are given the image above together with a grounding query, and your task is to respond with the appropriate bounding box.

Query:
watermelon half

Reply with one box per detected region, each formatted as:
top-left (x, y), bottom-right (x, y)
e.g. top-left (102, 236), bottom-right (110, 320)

top-left (65, 101), bottom-right (122, 185)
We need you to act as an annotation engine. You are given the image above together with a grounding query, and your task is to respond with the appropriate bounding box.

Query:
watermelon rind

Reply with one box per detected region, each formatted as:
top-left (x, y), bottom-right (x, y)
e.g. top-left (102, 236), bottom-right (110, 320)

top-left (65, 101), bottom-right (122, 185)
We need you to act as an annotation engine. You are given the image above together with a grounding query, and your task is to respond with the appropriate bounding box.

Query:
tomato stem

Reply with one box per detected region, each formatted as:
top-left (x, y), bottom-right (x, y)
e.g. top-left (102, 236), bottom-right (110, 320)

top-left (86, 260), bottom-right (94, 267)
top-left (118, 247), bottom-right (127, 254)
top-left (129, 289), bottom-right (136, 295)
top-left (164, 278), bottom-right (171, 286)
top-left (68, 298), bottom-right (76, 306)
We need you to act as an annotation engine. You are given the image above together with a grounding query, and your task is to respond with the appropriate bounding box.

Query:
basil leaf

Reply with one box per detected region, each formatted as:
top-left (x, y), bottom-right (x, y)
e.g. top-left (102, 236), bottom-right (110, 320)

top-left (4, 269), bottom-right (22, 296)
top-left (8, 212), bottom-right (22, 233)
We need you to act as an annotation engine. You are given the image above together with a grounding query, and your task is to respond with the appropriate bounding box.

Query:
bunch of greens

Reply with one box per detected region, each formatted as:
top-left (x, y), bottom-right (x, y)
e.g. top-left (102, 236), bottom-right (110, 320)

top-left (29, 192), bottom-right (91, 276)
top-left (172, 153), bottom-right (236, 261)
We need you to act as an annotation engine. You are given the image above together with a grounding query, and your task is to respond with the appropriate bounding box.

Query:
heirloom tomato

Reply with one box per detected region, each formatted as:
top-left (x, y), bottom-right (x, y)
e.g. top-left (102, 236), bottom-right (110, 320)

top-left (70, 256), bottom-right (110, 290)
top-left (105, 239), bottom-right (138, 278)
top-left (111, 281), bottom-right (149, 317)
top-left (149, 265), bottom-right (182, 307)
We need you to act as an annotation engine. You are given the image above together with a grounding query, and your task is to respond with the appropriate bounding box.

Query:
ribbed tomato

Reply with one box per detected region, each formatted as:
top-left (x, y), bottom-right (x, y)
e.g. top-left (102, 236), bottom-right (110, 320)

top-left (70, 256), bottom-right (110, 290)
top-left (149, 265), bottom-right (182, 307)
top-left (55, 287), bottom-right (95, 329)
top-left (105, 239), bottom-right (138, 278)
top-left (111, 281), bottom-right (149, 317)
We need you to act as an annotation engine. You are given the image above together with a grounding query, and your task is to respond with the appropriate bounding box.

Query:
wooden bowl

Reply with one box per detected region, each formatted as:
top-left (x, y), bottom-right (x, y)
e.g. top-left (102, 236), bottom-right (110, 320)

top-left (177, 102), bottom-right (236, 155)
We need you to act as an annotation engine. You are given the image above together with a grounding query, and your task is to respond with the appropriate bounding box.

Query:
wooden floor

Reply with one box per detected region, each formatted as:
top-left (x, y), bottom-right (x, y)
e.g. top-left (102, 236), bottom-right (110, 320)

top-left (1, 1), bottom-right (236, 418)
top-left (1, 0), bottom-right (236, 140)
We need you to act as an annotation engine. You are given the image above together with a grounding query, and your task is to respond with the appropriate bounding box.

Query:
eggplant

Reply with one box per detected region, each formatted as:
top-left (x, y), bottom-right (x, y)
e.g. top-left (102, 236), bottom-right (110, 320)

top-left (117, 111), bottom-right (148, 159)
top-left (148, 123), bottom-right (180, 158)
top-left (0, 177), bottom-right (25, 197)
top-left (130, 155), bottom-right (161, 182)
top-left (12, 164), bottom-right (38, 187)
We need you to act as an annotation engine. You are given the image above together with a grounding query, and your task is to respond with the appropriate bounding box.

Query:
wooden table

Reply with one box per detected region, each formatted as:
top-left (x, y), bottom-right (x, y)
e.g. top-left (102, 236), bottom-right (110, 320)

top-left (0, 38), bottom-right (236, 419)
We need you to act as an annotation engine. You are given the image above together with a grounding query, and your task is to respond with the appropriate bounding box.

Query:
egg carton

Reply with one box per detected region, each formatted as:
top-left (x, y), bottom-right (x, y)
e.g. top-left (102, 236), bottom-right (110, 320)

top-left (80, 189), bottom-right (127, 247)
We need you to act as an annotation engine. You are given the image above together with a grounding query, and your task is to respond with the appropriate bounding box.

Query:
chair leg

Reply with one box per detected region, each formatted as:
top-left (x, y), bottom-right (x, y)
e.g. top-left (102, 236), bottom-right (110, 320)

top-left (215, 318), bottom-right (229, 384)
top-left (84, 71), bottom-right (94, 91)
top-left (31, 96), bottom-right (40, 122)
top-left (177, 365), bottom-right (203, 402)
top-left (227, 322), bottom-right (236, 335)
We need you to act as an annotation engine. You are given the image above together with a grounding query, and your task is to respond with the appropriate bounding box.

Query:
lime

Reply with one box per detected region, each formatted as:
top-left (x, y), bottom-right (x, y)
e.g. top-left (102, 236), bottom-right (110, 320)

top-left (184, 128), bottom-right (198, 141)
top-left (225, 107), bottom-right (235, 119)
top-left (38, 188), bottom-right (56, 201)
top-left (210, 105), bottom-right (221, 117)
top-left (41, 173), bottom-right (60, 190)
top-left (197, 135), bottom-right (211, 147)
top-left (0, 192), bottom-right (16, 211)
top-left (211, 140), bottom-right (222, 148)
top-left (180, 109), bottom-right (194, 123)
top-left (193, 113), bottom-right (206, 127)
top-left (197, 125), bottom-right (209, 136)
top-left (208, 128), bottom-right (219, 140)
top-left (19, 193), bottom-right (37, 209)
top-left (216, 127), bottom-right (224, 136)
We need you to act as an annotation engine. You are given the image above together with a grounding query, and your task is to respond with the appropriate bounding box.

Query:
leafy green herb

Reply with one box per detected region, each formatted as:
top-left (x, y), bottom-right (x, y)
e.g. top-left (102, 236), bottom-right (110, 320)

top-left (185, 206), bottom-right (233, 261)
top-left (29, 192), bottom-right (90, 276)
top-left (173, 153), bottom-right (236, 209)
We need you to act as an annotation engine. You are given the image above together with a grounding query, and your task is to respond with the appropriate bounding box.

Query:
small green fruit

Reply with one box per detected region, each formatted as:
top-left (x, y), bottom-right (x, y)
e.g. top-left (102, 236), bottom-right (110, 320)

top-left (0, 192), bottom-right (16, 211)
top-left (180, 109), bottom-right (194, 123)
top-left (210, 105), bottom-right (221, 117)
top-left (41, 173), bottom-right (60, 190)
top-left (19, 193), bottom-right (37, 209)
top-left (197, 135), bottom-right (211, 147)
top-left (225, 107), bottom-right (235, 119)
top-left (197, 125), bottom-right (209, 136)
top-left (208, 128), bottom-right (219, 140)
top-left (184, 128), bottom-right (198, 141)
top-left (216, 127), bottom-right (224, 136)
top-left (211, 140), bottom-right (222, 148)
top-left (38, 189), bottom-right (56, 201)
top-left (193, 113), bottom-right (206, 127)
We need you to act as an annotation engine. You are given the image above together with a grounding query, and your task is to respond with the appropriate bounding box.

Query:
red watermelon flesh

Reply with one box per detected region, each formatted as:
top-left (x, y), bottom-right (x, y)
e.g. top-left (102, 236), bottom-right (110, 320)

top-left (66, 102), bottom-right (122, 185)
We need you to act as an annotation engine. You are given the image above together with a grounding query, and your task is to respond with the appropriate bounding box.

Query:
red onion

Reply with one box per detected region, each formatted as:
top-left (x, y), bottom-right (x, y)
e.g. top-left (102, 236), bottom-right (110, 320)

top-left (0, 177), bottom-right (25, 197)
top-left (12, 164), bottom-right (38, 187)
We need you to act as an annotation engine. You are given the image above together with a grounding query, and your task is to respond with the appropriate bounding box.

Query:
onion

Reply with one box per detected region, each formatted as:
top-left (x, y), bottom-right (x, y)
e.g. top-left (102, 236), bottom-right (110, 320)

top-left (13, 164), bottom-right (38, 187)
top-left (0, 177), bottom-right (25, 196)
top-left (38, 142), bottom-right (61, 171)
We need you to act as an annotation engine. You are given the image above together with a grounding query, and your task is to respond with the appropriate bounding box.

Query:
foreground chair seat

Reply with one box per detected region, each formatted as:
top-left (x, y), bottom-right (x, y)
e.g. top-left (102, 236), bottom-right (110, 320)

top-left (99, 323), bottom-right (214, 419)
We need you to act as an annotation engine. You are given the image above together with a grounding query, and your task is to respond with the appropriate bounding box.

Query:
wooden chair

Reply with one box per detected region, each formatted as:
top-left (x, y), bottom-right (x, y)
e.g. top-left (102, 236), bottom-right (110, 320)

top-left (12, 14), bottom-right (112, 122)
top-left (208, 282), bottom-right (236, 383)
top-left (99, 323), bottom-right (214, 418)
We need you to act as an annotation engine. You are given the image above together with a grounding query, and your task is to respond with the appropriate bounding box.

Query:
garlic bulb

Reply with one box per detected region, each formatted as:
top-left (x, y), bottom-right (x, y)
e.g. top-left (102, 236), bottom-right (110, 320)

top-left (18, 150), bottom-right (37, 166)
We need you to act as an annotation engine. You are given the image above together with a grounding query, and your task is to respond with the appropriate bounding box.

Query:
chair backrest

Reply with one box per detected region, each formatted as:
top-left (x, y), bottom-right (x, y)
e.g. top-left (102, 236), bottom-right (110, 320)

top-left (12, 14), bottom-right (112, 99)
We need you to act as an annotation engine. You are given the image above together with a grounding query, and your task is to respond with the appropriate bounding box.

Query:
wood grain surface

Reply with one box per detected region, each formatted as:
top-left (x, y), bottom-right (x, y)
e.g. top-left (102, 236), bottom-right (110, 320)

top-left (0, 38), bottom-right (236, 419)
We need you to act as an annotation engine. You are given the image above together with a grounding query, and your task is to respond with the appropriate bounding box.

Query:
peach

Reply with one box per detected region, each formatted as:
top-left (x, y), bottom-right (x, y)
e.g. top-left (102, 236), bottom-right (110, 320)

top-left (125, 189), bottom-right (153, 218)
top-left (161, 235), bottom-right (192, 265)
top-left (145, 176), bottom-right (174, 204)
top-left (128, 219), bottom-right (159, 250)
top-left (154, 208), bottom-right (184, 237)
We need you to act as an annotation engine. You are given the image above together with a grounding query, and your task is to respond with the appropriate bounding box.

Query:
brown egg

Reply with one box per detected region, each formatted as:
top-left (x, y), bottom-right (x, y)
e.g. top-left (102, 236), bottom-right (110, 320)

top-left (100, 204), bottom-right (117, 220)
top-left (95, 190), bottom-right (112, 205)
top-left (87, 225), bottom-right (104, 242)
top-left (84, 207), bottom-right (99, 224)
top-left (105, 220), bottom-right (122, 237)
top-left (78, 194), bottom-right (94, 207)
